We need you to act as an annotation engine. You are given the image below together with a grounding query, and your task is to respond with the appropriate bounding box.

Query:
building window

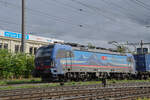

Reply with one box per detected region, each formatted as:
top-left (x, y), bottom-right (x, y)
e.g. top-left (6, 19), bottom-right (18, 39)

top-left (4, 43), bottom-right (8, 49)
top-left (34, 47), bottom-right (37, 55)
top-left (0, 43), bottom-right (2, 49)
top-left (20, 46), bottom-right (22, 52)
top-left (29, 47), bottom-right (33, 54)
top-left (15, 45), bottom-right (20, 53)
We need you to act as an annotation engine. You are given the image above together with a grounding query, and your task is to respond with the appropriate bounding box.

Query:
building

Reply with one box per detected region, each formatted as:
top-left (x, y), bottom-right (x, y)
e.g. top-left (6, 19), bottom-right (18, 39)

top-left (0, 30), bottom-right (64, 55)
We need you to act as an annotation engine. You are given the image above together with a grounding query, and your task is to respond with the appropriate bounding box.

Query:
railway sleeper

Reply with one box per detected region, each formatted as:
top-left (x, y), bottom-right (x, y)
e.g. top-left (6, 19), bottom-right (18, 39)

top-left (1, 86), bottom-right (150, 100)
top-left (108, 93), bottom-right (150, 100)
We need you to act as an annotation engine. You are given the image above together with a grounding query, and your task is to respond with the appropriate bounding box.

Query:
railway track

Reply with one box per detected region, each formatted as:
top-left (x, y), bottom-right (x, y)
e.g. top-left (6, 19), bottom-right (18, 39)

top-left (0, 82), bottom-right (150, 100)
top-left (0, 81), bottom-right (150, 88)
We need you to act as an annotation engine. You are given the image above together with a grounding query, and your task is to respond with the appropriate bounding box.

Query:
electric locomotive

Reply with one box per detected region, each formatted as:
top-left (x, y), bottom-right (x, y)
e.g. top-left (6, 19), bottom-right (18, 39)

top-left (134, 54), bottom-right (150, 79)
top-left (34, 43), bottom-right (136, 81)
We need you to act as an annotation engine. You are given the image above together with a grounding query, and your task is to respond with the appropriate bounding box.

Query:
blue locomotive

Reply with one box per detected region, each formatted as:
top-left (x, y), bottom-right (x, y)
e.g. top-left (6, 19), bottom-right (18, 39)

top-left (134, 54), bottom-right (150, 79)
top-left (34, 43), bottom-right (137, 81)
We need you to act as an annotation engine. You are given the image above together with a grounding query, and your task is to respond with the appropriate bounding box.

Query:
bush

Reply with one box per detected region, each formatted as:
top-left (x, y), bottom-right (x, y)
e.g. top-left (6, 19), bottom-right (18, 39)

top-left (0, 49), bottom-right (13, 79)
top-left (25, 55), bottom-right (35, 78)
top-left (0, 49), bottom-right (35, 79)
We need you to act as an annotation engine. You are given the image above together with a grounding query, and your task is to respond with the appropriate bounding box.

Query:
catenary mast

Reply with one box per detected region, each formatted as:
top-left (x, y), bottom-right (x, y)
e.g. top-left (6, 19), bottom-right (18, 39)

top-left (21, 0), bottom-right (25, 53)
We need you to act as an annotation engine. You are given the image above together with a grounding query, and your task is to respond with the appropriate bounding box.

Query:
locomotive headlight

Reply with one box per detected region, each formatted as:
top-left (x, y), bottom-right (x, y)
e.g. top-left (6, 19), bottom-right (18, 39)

top-left (51, 60), bottom-right (55, 67)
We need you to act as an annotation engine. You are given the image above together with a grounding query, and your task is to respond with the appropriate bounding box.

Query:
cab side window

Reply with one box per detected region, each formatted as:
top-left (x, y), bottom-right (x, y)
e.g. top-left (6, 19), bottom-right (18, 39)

top-left (56, 49), bottom-right (74, 59)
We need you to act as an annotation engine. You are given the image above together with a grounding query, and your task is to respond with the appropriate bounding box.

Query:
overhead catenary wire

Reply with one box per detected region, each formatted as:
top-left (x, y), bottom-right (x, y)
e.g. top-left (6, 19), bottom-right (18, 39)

top-left (43, 0), bottom-right (123, 23)
top-left (70, 0), bottom-right (116, 21)
top-left (0, 19), bottom-right (21, 32)
top-left (0, 19), bottom-right (20, 26)
top-left (101, 0), bottom-right (150, 20)
top-left (38, 0), bottom-right (118, 30)
top-left (0, 0), bottom-right (86, 37)
top-left (69, 0), bottom-right (144, 30)
top-left (128, 0), bottom-right (150, 25)
top-left (0, 16), bottom-right (39, 32)
top-left (0, 18), bottom-right (66, 38)
top-left (129, 0), bottom-right (150, 11)
top-left (0, 0), bottom-right (133, 38)
top-left (1, 0), bottom-right (149, 27)
top-left (38, 0), bottom-right (121, 31)
top-left (0, 19), bottom-right (58, 35)
top-left (0, 0), bottom-right (141, 28)
top-left (0, 0), bottom-right (93, 27)
top-left (0, 0), bottom-right (119, 34)
top-left (48, 0), bottom-right (150, 23)
top-left (0, 0), bottom-right (86, 29)
top-left (70, 0), bottom-right (147, 24)
top-left (0, 0), bottom-right (149, 43)
top-left (43, 0), bottom-right (86, 14)
top-left (135, 0), bottom-right (150, 7)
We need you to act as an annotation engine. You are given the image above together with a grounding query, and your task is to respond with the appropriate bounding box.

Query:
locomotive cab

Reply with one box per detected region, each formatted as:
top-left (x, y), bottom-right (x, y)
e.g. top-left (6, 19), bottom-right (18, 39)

top-left (34, 45), bottom-right (55, 78)
top-left (34, 44), bottom-right (73, 81)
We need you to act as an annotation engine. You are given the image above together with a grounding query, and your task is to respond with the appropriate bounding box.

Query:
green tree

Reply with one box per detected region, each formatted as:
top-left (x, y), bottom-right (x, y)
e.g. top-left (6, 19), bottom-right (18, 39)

top-left (87, 43), bottom-right (95, 49)
top-left (116, 45), bottom-right (127, 53)
top-left (24, 55), bottom-right (35, 78)
top-left (11, 53), bottom-right (27, 79)
top-left (0, 49), bottom-right (13, 79)
top-left (0, 49), bottom-right (35, 79)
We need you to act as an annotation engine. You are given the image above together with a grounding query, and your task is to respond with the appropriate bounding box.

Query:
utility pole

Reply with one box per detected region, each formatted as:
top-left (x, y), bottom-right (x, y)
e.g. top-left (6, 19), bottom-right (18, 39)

top-left (140, 40), bottom-right (143, 54)
top-left (21, 0), bottom-right (25, 53)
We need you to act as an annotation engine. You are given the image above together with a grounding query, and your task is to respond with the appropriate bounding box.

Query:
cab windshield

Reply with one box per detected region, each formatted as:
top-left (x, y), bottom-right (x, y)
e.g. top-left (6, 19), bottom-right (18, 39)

top-left (35, 45), bottom-right (54, 58)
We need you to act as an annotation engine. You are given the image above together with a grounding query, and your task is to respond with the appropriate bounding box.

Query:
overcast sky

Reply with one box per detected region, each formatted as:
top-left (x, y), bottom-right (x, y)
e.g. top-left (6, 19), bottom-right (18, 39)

top-left (0, 0), bottom-right (150, 48)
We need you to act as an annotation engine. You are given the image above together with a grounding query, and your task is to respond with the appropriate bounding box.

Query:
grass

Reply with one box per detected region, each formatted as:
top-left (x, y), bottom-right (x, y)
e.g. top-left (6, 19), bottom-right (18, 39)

top-left (111, 78), bottom-right (150, 83)
top-left (0, 83), bottom-right (61, 90)
top-left (1, 78), bottom-right (150, 90)
top-left (137, 97), bottom-right (150, 100)
top-left (0, 79), bottom-right (101, 90)
top-left (0, 81), bottom-right (102, 90)
top-left (64, 81), bottom-right (101, 86)
top-left (0, 78), bottom-right (41, 85)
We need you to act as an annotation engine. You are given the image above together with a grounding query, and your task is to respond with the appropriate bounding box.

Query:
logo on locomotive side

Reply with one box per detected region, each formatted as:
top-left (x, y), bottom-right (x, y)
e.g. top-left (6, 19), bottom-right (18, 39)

top-left (101, 56), bottom-right (107, 60)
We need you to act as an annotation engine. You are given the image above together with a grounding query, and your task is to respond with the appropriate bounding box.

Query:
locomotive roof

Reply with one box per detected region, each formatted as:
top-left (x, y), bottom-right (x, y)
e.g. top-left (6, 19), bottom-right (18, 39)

top-left (72, 46), bottom-right (126, 56)
top-left (64, 42), bottom-right (126, 56)
top-left (52, 43), bottom-right (127, 56)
